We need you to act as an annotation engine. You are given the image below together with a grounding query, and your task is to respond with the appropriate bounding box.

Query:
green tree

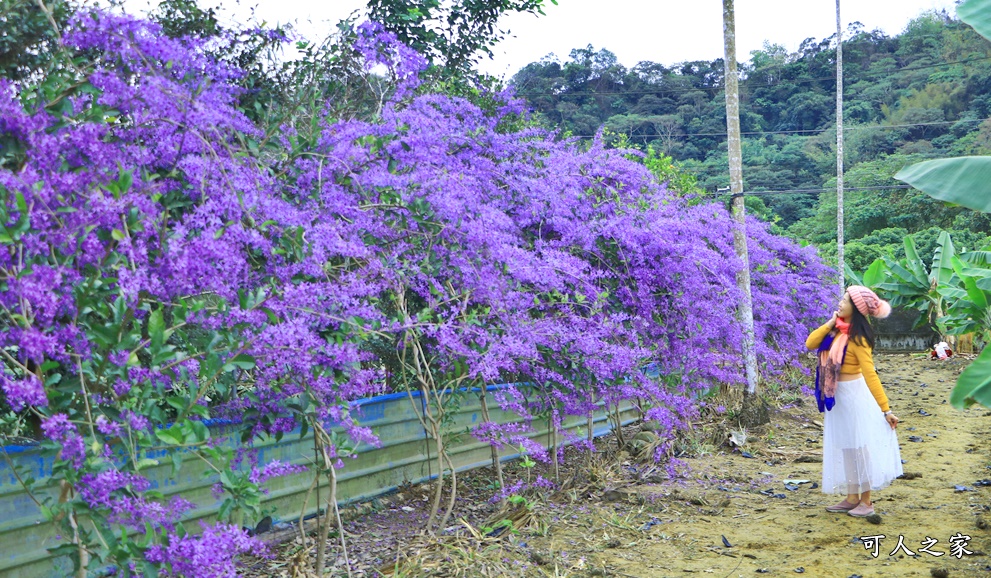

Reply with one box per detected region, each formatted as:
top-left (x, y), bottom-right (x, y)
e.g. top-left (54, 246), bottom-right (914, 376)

top-left (368, 0), bottom-right (554, 77)
top-left (0, 0), bottom-right (75, 82)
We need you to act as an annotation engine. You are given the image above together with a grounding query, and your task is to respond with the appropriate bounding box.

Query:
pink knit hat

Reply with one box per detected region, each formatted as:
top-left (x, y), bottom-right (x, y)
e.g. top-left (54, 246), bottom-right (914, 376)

top-left (847, 285), bottom-right (892, 319)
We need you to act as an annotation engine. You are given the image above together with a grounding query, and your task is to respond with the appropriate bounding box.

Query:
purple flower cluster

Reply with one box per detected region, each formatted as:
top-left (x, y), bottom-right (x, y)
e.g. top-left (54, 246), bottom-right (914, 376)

top-left (247, 460), bottom-right (307, 485)
top-left (0, 7), bottom-right (834, 573)
top-left (0, 373), bottom-right (46, 411)
top-left (40, 414), bottom-right (86, 468)
top-left (145, 523), bottom-right (268, 578)
top-left (354, 21), bottom-right (427, 97)
top-left (78, 470), bottom-right (150, 510)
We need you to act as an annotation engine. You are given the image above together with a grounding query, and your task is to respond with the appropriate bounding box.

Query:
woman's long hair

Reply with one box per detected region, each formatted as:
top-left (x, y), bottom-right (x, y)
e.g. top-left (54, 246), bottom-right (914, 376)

top-left (848, 302), bottom-right (876, 349)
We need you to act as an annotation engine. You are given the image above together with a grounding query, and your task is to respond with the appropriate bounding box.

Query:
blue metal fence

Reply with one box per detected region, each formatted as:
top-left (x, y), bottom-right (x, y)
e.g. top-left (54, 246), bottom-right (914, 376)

top-left (0, 386), bottom-right (638, 578)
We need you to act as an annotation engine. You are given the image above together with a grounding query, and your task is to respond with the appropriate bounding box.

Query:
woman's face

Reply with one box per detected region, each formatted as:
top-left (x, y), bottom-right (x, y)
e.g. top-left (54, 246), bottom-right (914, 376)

top-left (837, 293), bottom-right (854, 319)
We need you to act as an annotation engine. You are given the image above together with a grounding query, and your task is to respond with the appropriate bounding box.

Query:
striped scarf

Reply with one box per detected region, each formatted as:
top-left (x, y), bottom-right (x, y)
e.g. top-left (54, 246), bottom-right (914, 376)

top-left (815, 317), bottom-right (849, 412)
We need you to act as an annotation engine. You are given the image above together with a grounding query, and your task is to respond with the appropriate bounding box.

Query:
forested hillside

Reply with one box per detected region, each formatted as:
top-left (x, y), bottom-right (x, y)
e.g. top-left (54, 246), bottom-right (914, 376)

top-left (510, 10), bottom-right (991, 269)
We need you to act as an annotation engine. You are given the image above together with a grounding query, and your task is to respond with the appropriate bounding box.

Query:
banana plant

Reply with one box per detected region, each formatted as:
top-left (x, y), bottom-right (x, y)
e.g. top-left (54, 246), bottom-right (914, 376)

top-left (937, 254), bottom-right (991, 340)
top-left (893, 0), bottom-right (991, 409)
top-left (843, 257), bottom-right (886, 289)
top-left (873, 232), bottom-right (955, 334)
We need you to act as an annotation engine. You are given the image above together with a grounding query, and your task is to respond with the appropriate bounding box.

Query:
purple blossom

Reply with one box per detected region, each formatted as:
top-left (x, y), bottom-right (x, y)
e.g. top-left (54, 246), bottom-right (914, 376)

top-left (95, 415), bottom-right (123, 437)
top-left (108, 350), bottom-right (130, 367)
top-left (79, 470), bottom-right (151, 510)
top-left (0, 7), bottom-right (836, 571)
top-left (1, 373), bottom-right (47, 411)
top-left (145, 523), bottom-right (267, 577)
top-left (39, 415), bottom-right (88, 467)
top-left (122, 411), bottom-right (150, 432)
top-left (354, 21), bottom-right (427, 97)
top-left (40, 414), bottom-right (75, 439)
top-left (248, 460), bottom-right (306, 485)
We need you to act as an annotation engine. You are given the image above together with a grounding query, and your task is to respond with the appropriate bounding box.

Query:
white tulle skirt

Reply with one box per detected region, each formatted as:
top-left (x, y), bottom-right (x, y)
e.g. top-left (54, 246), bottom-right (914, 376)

top-left (821, 376), bottom-right (903, 494)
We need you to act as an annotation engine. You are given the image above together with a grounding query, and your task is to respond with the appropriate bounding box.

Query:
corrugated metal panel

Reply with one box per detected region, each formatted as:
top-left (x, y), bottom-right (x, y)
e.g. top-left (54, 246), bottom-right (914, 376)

top-left (0, 386), bottom-right (639, 577)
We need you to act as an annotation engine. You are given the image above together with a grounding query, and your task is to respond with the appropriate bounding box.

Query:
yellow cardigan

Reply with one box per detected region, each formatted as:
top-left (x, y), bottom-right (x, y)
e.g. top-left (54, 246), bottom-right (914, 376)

top-left (806, 321), bottom-right (890, 412)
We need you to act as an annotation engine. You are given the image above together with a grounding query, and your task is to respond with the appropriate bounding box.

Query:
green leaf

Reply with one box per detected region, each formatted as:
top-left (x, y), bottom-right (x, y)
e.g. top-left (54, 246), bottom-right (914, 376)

top-left (14, 189), bottom-right (27, 214)
top-left (149, 309), bottom-right (165, 352)
top-left (962, 274), bottom-right (989, 311)
top-left (902, 236), bottom-right (928, 280)
top-left (931, 231), bottom-right (956, 287)
top-left (951, 345), bottom-right (991, 409)
top-left (959, 0), bottom-right (991, 43)
top-left (260, 306), bottom-right (280, 324)
top-left (135, 458), bottom-right (159, 471)
top-left (952, 255), bottom-right (990, 311)
top-left (118, 169), bottom-right (133, 193)
top-left (155, 424), bottom-right (184, 446)
top-left (843, 261), bottom-right (863, 286)
top-left (189, 403), bottom-right (210, 419)
top-left (862, 258), bottom-right (887, 289)
top-left (111, 229), bottom-right (125, 241)
top-left (937, 286), bottom-right (968, 301)
top-left (165, 396), bottom-right (186, 412)
top-left (895, 156), bottom-right (991, 213)
top-left (189, 420), bottom-right (210, 444)
top-left (962, 250), bottom-right (991, 268)
top-left (885, 260), bottom-right (927, 289)
top-left (224, 354), bottom-right (255, 371)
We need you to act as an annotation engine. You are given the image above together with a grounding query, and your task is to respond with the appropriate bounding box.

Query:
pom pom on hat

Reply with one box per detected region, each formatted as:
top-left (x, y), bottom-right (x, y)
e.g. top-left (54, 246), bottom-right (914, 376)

top-left (847, 285), bottom-right (891, 319)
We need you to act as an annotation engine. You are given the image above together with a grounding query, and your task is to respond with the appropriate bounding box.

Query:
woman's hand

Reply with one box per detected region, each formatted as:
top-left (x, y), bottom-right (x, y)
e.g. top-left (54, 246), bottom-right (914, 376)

top-left (828, 311), bottom-right (839, 329)
top-left (885, 412), bottom-right (899, 429)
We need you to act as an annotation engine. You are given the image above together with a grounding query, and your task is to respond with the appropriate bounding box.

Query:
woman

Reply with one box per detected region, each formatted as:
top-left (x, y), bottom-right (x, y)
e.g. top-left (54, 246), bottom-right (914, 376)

top-left (805, 286), bottom-right (902, 518)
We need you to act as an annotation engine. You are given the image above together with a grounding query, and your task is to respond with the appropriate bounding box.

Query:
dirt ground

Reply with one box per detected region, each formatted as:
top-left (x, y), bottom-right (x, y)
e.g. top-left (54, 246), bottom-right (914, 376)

top-left (244, 353), bottom-right (991, 577)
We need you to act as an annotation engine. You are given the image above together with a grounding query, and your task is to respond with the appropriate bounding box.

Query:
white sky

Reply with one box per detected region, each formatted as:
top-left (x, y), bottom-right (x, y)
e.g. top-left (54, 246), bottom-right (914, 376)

top-left (120, 0), bottom-right (961, 79)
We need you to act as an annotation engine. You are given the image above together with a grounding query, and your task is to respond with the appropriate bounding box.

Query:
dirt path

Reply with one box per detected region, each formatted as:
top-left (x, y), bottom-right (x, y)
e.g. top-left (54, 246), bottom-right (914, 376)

top-left (246, 353), bottom-right (991, 577)
top-left (535, 353), bottom-right (991, 577)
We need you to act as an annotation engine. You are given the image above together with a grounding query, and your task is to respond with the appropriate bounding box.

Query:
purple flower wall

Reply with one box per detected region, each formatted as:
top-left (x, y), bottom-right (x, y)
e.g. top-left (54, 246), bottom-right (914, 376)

top-left (0, 10), bottom-right (834, 574)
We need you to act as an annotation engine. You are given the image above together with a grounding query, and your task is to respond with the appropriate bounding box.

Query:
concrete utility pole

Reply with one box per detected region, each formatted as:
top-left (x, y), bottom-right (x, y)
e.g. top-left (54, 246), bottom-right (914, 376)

top-left (836, 0), bottom-right (845, 293)
top-left (722, 0), bottom-right (764, 426)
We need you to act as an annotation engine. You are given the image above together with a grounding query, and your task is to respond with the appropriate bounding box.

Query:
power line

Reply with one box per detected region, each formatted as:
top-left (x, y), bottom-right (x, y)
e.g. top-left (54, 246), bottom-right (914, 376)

top-left (562, 116), bottom-right (986, 140)
top-left (513, 55), bottom-right (991, 99)
top-left (703, 185), bottom-right (913, 197)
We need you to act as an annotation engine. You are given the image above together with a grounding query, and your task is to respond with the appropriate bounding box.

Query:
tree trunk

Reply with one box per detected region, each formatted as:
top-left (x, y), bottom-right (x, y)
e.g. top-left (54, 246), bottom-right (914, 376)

top-left (437, 451), bottom-right (458, 531)
top-left (314, 428), bottom-right (352, 577)
top-left (479, 392), bottom-right (506, 506)
top-left (612, 402), bottom-right (626, 449)
top-left (550, 414), bottom-right (559, 483)
top-left (836, 0), bottom-right (846, 293)
top-left (329, 461), bottom-right (352, 577)
top-left (426, 421), bottom-right (445, 533)
top-left (722, 0), bottom-right (763, 425)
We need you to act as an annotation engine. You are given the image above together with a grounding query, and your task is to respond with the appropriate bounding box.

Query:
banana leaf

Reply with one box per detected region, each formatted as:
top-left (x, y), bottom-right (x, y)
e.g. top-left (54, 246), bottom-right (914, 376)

top-left (951, 346), bottom-right (991, 410)
top-left (843, 261), bottom-right (863, 287)
top-left (882, 258), bottom-right (928, 291)
top-left (902, 236), bottom-right (929, 281)
top-left (956, 267), bottom-right (991, 279)
top-left (862, 258), bottom-right (887, 288)
top-left (844, 258), bottom-right (886, 289)
top-left (931, 231), bottom-right (956, 287)
top-left (952, 255), bottom-right (990, 311)
top-left (894, 156), bottom-right (991, 212)
top-left (936, 286), bottom-right (968, 301)
top-left (961, 250), bottom-right (991, 267)
top-left (959, 0), bottom-right (991, 44)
